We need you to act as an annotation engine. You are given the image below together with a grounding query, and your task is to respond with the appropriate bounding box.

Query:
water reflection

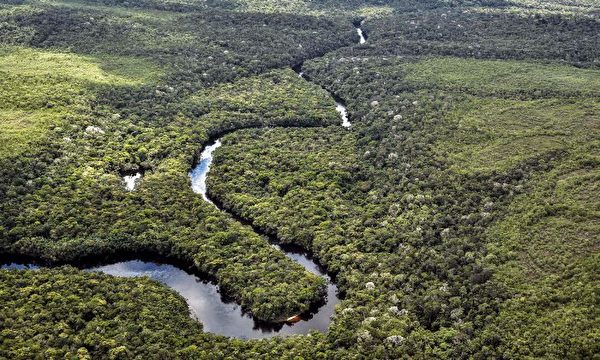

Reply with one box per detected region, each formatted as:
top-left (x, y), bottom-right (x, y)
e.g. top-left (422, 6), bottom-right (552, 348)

top-left (2, 259), bottom-right (338, 339)
top-left (189, 140), bottom-right (222, 206)
top-left (1, 262), bottom-right (39, 270)
top-left (123, 172), bottom-right (142, 191)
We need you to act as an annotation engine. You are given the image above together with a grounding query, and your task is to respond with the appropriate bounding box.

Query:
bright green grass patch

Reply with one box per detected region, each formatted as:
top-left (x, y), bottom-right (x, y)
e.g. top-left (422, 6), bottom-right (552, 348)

top-left (509, 0), bottom-right (600, 12)
top-left (0, 46), bottom-right (162, 158)
top-left (235, 0), bottom-right (317, 14)
top-left (0, 110), bottom-right (58, 158)
top-left (233, 0), bottom-right (396, 16)
top-left (0, 4), bottom-right (40, 16)
top-left (0, 46), bottom-right (160, 110)
top-left (37, 0), bottom-right (181, 20)
top-left (96, 55), bottom-right (163, 83)
top-left (487, 144), bottom-right (600, 278)
top-left (0, 46), bottom-right (159, 86)
top-left (356, 5), bottom-right (395, 18)
top-left (404, 57), bottom-right (600, 97)
top-left (439, 97), bottom-right (600, 174)
top-left (470, 2), bottom-right (600, 18)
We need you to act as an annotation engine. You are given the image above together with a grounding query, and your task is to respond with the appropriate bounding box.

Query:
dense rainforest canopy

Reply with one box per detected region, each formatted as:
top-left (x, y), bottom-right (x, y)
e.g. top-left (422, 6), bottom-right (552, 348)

top-left (0, 0), bottom-right (598, 359)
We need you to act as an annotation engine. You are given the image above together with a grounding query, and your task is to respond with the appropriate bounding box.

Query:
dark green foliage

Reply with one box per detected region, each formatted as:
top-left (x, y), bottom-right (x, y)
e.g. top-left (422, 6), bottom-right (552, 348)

top-left (1, 2), bottom-right (356, 87)
top-left (360, 9), bottom-right (600, 67)
top-left (205, 8), bottom-right (598, 357)
top-left (209, 127), bottom-right (357, 249)
top-left (0, 45), bottom-right (338, 322)
top-left (0, 0), bottom-right (598, 358)
top-left (0, 267), bottom-right (204, 359)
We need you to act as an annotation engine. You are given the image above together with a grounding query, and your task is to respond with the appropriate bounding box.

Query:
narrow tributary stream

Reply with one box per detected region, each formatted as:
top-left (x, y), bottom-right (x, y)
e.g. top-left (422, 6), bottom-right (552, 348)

top-left (293, 64), bottom-right (351, 128)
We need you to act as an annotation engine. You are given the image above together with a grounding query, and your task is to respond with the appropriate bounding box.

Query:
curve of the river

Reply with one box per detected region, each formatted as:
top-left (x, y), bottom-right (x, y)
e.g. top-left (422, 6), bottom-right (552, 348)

top-left (1, 254), bottom-right (337, 339)
top-left (2, 254), bottom-right (338, 340)
top-left (187, 137), bottom-right (340, 338)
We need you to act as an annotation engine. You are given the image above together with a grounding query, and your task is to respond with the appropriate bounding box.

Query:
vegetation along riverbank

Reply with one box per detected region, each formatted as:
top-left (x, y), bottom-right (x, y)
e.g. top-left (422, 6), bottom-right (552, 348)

top-left (0, 0), bottom-right (598, 358)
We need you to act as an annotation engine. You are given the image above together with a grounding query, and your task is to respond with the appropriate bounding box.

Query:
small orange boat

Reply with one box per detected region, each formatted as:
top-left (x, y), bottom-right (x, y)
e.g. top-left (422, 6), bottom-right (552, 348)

top-left (285, 315), bottom-right (302, 323)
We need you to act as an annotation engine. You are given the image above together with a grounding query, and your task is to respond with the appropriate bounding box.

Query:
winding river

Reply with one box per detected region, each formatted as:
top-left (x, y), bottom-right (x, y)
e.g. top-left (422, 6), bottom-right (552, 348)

top-left (2, 111), bottom-right (344, 339)
top-left (186, 137), bottom-right (340, 338)
top-left (0, 21), bottom-right (369, 339)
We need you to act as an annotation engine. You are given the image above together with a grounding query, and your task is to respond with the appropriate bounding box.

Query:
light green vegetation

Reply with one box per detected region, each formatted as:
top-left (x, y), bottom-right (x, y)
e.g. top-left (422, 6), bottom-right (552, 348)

top-left (356, 5), bottom-right (395, 17)
top-left (483, 141), bottom-right (599, 358)
top-left (0, 110), bottom-right (55, 159)
top-left (213, 0), bottom-right (394, 16)
top-left (0, 46), bottom-right (161, 158)
top-left (504, 0), bottom-right (600, 15)
top-left (234, 0), bottom-right (317, 15)
top-left (397, 57), bottom-right (600, 174)
top-left (439, 97), bottom-right (600, 174)
top-left (403, 57), bottom-right (600, 97)
top-left (96, 56), bottom-right (163, 84)
top-left (0, 46), bottom-right (159, 109)
top-left (35, 0), bottom-right (182, 19)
